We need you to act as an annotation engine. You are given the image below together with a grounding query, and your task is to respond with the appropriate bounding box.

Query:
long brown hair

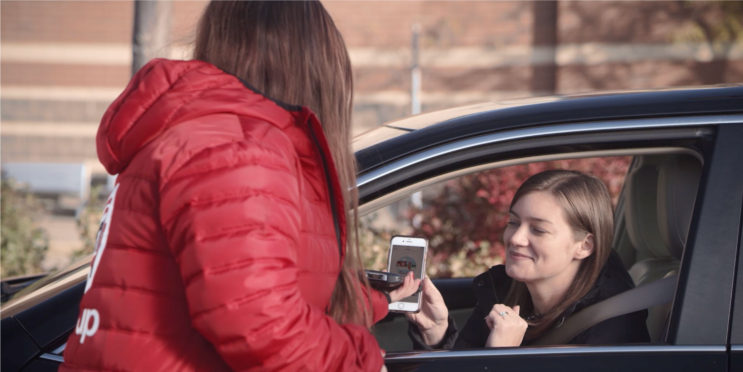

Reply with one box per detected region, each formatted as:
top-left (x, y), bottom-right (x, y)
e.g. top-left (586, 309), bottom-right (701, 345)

top-left (194, 1), bottom-right (369, 325)
top-left (504, 170), bottom-right (613, 341)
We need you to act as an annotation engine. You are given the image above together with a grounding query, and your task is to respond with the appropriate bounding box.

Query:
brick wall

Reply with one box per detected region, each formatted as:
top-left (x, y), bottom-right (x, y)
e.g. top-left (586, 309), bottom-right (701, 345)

top-left (2, 0), bottom-right (742, 170)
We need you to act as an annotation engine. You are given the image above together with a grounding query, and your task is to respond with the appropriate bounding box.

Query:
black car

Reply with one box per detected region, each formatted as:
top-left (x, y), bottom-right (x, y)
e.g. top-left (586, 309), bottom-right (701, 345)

top-left (3, 86), bottom-right (743, 371)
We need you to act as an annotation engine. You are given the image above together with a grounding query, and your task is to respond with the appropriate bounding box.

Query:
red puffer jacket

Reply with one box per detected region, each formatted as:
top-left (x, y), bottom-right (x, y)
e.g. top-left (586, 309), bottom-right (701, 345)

top-left (60, 59), bottom-right (389, 371)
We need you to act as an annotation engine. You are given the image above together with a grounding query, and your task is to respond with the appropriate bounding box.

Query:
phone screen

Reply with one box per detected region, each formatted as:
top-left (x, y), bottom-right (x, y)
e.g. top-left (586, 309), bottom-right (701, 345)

top-left (389, 244), bottom-right (425, 303)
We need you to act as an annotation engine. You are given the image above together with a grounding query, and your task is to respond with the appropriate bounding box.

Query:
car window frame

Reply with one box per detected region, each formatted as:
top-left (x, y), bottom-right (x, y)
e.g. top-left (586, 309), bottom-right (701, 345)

top-left (666, 123), bottom-right (743, 346)
top-left (358, 118), bottom-right (743, 370)
top-left (730, 190), bottom-right (743, 371)
top-left (357, 115), bottom-right (731, 204)
top-left (366, 147), bottom-right (697, 352)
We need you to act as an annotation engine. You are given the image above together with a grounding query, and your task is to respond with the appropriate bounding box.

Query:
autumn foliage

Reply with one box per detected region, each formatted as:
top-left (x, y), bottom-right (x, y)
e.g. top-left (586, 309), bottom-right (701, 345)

top-left (360, 156), bottom-right (631, 278)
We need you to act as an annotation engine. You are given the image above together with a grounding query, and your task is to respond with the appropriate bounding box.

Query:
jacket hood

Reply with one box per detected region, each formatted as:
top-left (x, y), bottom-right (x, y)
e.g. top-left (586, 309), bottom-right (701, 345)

top-left (97, 59), bottom-right (303, 174)
top-left (96, 58), bottom-right (347, 261)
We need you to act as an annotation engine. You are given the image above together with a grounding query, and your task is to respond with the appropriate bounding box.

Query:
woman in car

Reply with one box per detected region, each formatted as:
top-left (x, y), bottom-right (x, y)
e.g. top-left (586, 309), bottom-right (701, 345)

top-left (408, 169), bottom-right (650, 348)
top-left (60, 2), bottom-right (418, 371)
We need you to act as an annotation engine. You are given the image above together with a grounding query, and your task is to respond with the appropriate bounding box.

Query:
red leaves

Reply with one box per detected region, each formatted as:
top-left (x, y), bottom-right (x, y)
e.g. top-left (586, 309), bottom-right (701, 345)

top-left (409, 157), bottom-right (631, 278)
top-left (360, 156), bottom-right (631, 278)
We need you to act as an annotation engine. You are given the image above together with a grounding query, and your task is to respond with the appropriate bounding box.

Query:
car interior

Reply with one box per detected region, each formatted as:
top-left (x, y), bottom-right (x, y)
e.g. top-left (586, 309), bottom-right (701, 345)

top-left (616, 153), bottom-right (701, 343)
top-left (363, 149), bottom-right (704, 351)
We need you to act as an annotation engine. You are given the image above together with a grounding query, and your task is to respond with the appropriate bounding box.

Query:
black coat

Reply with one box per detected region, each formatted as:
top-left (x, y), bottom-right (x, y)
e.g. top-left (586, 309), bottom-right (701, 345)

top-left (410, 251), bottom-right (651, 349)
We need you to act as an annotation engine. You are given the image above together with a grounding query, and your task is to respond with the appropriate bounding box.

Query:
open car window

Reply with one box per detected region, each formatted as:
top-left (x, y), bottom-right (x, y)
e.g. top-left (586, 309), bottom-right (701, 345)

top-left (360, 156), bottom-right (632, 279)
top-left (360, 149), bottom-right (702, 352)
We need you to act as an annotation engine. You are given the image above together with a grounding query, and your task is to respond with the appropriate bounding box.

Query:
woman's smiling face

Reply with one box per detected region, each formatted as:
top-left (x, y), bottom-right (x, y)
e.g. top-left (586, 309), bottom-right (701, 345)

top-left (503, 191), bottom-right (590, 286)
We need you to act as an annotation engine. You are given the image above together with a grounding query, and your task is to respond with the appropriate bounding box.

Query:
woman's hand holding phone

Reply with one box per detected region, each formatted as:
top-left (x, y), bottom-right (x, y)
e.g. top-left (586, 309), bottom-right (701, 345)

top-left (406, 277), bottom-right (449, 346)
top-left (387, 271), bottom-right (420, 303)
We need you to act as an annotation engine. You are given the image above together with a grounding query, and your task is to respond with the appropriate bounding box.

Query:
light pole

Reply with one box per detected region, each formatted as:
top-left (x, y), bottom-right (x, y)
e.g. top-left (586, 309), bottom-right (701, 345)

top-left (132, 0), bottom-right (172, 76)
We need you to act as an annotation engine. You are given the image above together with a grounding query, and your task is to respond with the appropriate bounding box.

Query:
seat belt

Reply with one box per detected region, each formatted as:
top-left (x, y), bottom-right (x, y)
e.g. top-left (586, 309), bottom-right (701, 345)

top-left (533, 274), bottom-right (677, 345)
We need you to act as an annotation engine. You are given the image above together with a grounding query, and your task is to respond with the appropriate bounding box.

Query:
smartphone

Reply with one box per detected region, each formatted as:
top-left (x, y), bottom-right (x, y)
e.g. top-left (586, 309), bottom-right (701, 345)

top-left (365, 270), bottom-right (403, 291)
top-left (387, 235), bottom-right (428, 313)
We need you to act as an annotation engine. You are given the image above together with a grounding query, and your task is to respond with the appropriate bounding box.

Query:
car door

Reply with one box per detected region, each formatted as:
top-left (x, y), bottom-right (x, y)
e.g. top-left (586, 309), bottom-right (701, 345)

top-left (668, 122), bottom-right (743, 371)
top-left (359, 117), bottom-right (742, 371)
top-left (730, 185), bottom-right (743, 372)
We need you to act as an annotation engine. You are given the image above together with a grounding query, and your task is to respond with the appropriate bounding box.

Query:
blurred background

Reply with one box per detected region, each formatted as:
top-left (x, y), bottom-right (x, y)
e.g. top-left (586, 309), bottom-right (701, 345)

top-left (2, 0), bottom-right (742, 278)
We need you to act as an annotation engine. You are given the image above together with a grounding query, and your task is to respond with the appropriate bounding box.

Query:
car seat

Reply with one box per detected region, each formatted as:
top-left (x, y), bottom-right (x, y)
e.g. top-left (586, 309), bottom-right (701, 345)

top-left (622, 154), bottom-right (702, 342)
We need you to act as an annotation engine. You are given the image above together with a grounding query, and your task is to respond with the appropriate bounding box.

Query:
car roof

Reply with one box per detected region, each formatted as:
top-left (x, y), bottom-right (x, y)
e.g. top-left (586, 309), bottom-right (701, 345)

top-left (353, 85), bottom-right (743, 174)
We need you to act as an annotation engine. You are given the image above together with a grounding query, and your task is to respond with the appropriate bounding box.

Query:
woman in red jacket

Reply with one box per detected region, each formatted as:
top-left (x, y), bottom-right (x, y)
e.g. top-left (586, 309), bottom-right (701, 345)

top-left (61, 2), bottom-right (417, 371)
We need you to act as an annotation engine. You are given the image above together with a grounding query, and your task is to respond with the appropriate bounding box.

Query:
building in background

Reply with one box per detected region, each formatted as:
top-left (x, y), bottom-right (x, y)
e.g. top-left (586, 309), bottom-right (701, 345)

top-left (1, 0), bottom-right (742, 272)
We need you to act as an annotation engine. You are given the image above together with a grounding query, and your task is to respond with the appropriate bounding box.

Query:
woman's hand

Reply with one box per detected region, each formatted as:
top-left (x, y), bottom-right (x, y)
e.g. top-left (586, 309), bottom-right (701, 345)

top-left (484, 304), bottom-right (528, 347)
top-left (388, 271), bottom-right (421, 303)
top-left (406, 277), bottom-right (449, 346)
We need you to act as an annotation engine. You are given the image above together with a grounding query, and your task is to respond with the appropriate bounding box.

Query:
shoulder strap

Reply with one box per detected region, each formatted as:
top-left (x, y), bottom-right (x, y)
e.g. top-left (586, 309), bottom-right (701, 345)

top-left (533, 275), bottom-right (677, 345)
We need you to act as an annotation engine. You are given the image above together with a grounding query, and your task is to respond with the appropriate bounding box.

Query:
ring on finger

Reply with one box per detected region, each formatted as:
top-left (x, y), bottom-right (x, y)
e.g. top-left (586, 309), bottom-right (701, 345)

top-left (498, 311), bottom-right (508, 318)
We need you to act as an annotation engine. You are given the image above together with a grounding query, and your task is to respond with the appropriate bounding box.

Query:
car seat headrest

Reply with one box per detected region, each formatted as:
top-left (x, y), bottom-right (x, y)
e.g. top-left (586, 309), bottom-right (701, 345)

top-left (656, 156), bottom-right (701, 259)
top-left (624, 158), bottom-right (667, 259)
top-left (624, 155), bottom-right (701, 261)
